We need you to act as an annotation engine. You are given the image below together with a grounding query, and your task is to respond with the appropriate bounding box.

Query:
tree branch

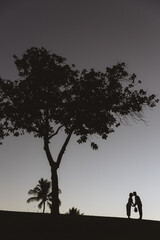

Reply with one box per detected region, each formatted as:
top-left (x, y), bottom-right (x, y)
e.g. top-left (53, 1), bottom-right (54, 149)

top-left (56, 129), bottom-right (73, 169)
top-left (44, 135), bottom-right (56, 168)
top-left (49, 125), bottom-right (63, 140)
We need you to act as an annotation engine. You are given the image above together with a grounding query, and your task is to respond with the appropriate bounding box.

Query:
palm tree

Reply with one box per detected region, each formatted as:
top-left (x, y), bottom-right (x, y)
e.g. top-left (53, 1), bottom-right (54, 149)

top-left (27, 178), bottom-right (51, 213)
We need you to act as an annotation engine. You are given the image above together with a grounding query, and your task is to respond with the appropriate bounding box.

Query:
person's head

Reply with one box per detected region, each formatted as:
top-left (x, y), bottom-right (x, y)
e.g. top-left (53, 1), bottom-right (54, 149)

top-left (133, 191), bottom-right (137, 196)
top-left (129, 193), bottom-right (133, 197)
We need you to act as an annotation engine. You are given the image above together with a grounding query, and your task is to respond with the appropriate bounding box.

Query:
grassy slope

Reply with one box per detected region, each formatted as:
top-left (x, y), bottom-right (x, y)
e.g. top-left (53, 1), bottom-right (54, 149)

top-left (0, 211), bottom-right (159, 240)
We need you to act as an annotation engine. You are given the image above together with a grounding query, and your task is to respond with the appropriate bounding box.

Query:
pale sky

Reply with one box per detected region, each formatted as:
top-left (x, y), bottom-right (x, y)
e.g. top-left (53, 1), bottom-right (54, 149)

top-left (0, 0), bottom-right (160, 220)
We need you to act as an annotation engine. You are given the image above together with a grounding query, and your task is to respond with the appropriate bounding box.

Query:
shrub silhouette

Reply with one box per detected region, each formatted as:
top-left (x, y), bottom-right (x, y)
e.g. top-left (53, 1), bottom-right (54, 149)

top-left (66, 207), bottom-right (84, 216)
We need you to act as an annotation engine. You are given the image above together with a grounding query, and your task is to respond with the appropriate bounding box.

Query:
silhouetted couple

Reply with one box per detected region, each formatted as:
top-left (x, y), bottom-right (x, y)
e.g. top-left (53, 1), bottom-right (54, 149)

top-left (126, 191), bottom-right (142, 219)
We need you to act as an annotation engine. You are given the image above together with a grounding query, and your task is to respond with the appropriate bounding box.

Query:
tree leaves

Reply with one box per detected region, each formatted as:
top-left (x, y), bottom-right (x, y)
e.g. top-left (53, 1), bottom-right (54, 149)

top-left (91, 142), bottom-right (98, 150)
top-left (0, 48), bottom-right (159, 150)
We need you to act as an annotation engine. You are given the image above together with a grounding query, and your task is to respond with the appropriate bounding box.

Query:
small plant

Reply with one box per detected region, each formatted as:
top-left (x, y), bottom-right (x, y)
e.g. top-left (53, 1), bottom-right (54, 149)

top-left (66, 207), bottom-right (84, 216)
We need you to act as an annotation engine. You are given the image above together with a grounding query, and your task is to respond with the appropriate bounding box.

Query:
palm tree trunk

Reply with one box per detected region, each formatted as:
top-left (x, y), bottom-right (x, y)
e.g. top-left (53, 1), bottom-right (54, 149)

top-left (43, 201), bottom-right (45, 213)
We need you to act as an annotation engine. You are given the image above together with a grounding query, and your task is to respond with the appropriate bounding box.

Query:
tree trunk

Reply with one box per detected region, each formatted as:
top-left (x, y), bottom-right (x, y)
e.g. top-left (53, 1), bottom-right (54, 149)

top-left (43, 202), bottom-right (45, 213)
top-left (44, 130), bottom-right (73, 216)
top-left (51, 165), bottom-right (59, 216)
top-left (44, 138), bottom-right (60, 216)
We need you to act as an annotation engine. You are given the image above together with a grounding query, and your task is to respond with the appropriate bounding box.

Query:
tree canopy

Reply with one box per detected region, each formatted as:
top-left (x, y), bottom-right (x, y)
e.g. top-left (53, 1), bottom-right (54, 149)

top-left (1, 47), bottom-right (158, 148)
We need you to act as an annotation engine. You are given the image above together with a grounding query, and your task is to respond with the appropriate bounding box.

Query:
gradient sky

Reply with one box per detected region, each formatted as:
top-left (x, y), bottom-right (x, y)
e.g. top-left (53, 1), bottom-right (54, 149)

top-left (0, 0), bottom-right (160, 220)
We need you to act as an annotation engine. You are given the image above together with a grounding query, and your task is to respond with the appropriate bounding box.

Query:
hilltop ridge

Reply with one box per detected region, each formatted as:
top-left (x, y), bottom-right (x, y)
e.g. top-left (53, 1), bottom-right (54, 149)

top-left (0, 210), bottom-right (159, 239)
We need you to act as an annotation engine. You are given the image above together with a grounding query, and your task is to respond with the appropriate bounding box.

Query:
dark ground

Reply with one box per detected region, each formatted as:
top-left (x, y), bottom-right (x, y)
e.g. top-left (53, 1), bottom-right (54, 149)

top-left (0, 210), bottom-right (160, 240)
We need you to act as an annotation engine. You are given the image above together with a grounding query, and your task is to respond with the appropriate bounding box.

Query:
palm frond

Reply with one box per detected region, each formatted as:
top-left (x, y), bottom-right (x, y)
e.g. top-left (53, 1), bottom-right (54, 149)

top-left (47, 201), bottom-right (52, 210)
top-left (38, 200), bottom-right (44, 209)
top-left (26, 196), bottom-right (39, 203)
top-left (28, 190), bottom-right (37, 195)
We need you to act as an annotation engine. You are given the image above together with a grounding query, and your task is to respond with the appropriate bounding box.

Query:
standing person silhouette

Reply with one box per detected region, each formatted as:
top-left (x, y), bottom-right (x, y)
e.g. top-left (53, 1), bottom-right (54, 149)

top-left (133, 191), bottom-right (143, 219)
top-left (126, 193), bottom-right (134, 218)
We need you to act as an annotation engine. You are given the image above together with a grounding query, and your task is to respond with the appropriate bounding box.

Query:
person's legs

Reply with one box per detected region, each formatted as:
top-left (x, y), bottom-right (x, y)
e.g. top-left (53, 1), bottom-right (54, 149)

top-left (138, 205), bottom-right (142, 219)
top-left (126, 204), bottom-right (131, 218)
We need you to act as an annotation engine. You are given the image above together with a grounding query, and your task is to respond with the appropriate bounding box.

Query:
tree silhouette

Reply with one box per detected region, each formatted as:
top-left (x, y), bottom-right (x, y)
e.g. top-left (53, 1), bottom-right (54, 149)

top-left (27, 178), bottom-right (61, 213)
top-left (27, 178), bottom-right (51, 213)
top-left (66, 207), bottom-right (84, 216)
top-left (0, 47), bottom-right (158, 216)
